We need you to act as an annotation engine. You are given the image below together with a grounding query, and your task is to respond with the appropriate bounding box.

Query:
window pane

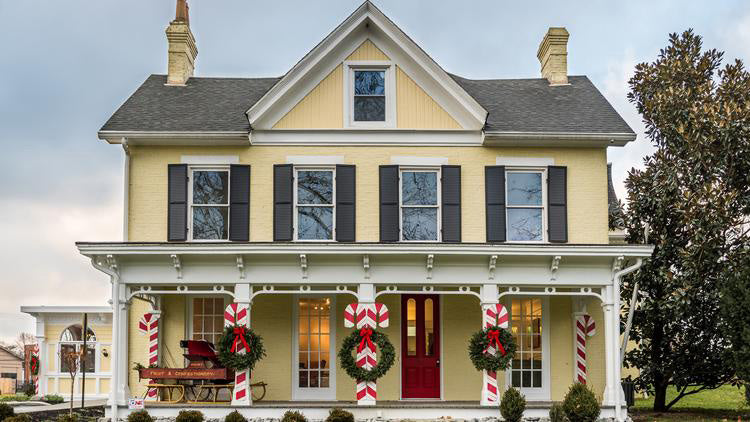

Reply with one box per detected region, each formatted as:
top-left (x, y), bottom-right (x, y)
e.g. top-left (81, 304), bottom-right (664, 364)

top-left (297, 206), bottom-right (333, 240)
top-left (507, 208), bottom-right (543, 241)
top-left (297, 171), bottom-right (333, 204)
top-left (193, 207), bottom-right (228, 239)
top-left (81, 345), bottom-right (96, 371)
top-left (402, 208), bottom-right (438, 241)
top-left (354, 97), bottom-right (385, 121)
top-left (320, 371), bottom-right (330, 387)
top-left (60, 344), bottom-right (77, 373)
top-left (354, 71), bottom-right (385, 95)
top-left (507, 172), bottom-right (542, 206)
top-left (407, 299), bottom-right (417, 356)
top-left (193, 171), bottom-right (228, 205)
top-left (424, 299), bottom-right (434, 357)
top-left (401, 172), bottom-right (437, 205)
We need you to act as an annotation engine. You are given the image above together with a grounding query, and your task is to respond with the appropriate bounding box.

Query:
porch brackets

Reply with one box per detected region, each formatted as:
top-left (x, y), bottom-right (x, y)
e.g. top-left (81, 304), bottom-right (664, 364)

top-left (225, 303), bottom-right (252, 406)
top-left (343, 302), bottom-right (390, 405)
top-left (480, 303), bottom-right (509, 406)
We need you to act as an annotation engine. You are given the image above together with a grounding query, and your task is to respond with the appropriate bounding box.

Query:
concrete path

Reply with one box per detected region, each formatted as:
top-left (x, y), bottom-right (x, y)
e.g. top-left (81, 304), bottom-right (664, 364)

top-left (14, 399), bottom-right (107, 413)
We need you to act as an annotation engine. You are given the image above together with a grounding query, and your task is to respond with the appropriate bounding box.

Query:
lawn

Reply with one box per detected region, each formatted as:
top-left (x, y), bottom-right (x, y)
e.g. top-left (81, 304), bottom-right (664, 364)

top-left (630, 384), bottom-right (749, 421)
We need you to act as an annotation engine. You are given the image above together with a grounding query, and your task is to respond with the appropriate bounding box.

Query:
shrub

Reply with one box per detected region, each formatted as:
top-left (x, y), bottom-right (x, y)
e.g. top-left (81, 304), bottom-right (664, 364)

top-left (549, 402), bottom-right (567, 422)
top-left (57, 414), bottom-right (79, 422)
top-left (176, 410), bottom-right (205, 422)
top-left (325, 408), bottom-right (353, 422)
top-left (225, 410), bottom-right (248, 422)
top-left (127, 409), bottom-right (154, 422)
top-left (499, 387), bottom-right (526, 422)
top-left (0, 394), bottom-right (27, 403)
top-left (562, 383), bottom-right (600, 422)
top-left (0, 403), bottom-right (14, 421)
top-left (281, 410), bottom-right (307, 422)
top-left (42, 394), bottom-right (64, 404)
top-left (20, 383), bottom-right (36, 398)
top-left (4, 415), bottom-right (32, 422)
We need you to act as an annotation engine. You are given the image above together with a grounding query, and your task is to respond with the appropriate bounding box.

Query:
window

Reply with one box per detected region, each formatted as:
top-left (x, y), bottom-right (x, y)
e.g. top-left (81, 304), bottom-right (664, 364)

top-left (191, 297), bottom-right (225, 345)
top-left (353, 70), bottom-right (385, 121)
top-left (508, 298), bottom-right (549, 399)
top-left (506, 170), bottom-right (545, 242)
top-left (59, 325), bottom-right (96, 373)
top-left (190, 168), bottom-right (229, 240)
top-left (295, 168), bottom-right (335, 241)
top-left (400, 169), bottom-right (440, 241)
top-left (294, 297), bottom-right (336, 400)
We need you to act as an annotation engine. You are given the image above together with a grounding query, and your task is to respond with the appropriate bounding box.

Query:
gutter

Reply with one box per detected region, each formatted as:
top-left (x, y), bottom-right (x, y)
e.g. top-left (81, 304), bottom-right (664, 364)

top-left (483, 131), bottom-right (637, 147)
top-left (121, 139), bottom-right (129, 241)
top-left (97, 130), bottom-right (251, 145)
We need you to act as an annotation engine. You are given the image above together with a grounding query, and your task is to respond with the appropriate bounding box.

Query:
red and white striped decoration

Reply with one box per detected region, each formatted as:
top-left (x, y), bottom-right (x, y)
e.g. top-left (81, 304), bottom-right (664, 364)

top-left (575, 314), bottom-right (596, 384)
top-left (481, 303), bottom-right (508, 406)
top-left (343, 302), bottom-right (389, 405)
top-left (224, 303), bottom-right (251, 405)
top-left (138, 312), bottom-right (160, 400)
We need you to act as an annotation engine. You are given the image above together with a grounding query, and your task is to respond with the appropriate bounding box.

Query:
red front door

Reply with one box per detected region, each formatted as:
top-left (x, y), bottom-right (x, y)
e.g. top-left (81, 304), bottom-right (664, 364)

top-left (401, 295), bottom-right (440, 399)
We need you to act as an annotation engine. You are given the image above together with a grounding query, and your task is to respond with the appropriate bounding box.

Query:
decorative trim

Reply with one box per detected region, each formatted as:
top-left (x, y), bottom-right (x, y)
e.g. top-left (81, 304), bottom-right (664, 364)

top-left (300, 254), bottom-right (309, 279)
top-left (286, 155), bottom-right (345, 165)
top-left (499, 286), bottom-right (604, 302)
top-left (426, 254), bottom-right (435, 280)
top-left (496, 157), bottom-right (554, 167)
top-left (127, 285), bottom-right (236, 301)
top-left (170, 254), bottom-right (183, 279)
top-left (550, 255), bottom-right (562, 281)
top-left (376, 285), bottom-right (480, 300)
top-left (181, 155), bottom-right (240, 165)
top-left (488, 255), bottom-right (498, 280)
top-left (236, 256), bottom-right (246, 280)
top-left (391, 156), bottom-right (449, 166)
top-left (250, 285), bottom-right (358, 301)
top-left (363, 255), bottom-right (371, 279)
top-left (250, 130), bottom-right (481, 146)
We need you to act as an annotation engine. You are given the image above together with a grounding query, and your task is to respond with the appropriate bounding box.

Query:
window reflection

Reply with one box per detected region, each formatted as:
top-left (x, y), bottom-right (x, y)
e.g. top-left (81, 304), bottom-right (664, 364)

top-left (505, 171), bottom-right (544, 242)
top-left (407, 299), bottom-right (417, 356)
top-left (400, 171), bottom-right (439, 241)
top-left (354, 71), bottom-right (386, 122)
top-left (295, 169), bottom-right (334, 240)
top-left (191, 170), bottom-right (230, 240)
top-left (424, 299), bottom-right (434, 356)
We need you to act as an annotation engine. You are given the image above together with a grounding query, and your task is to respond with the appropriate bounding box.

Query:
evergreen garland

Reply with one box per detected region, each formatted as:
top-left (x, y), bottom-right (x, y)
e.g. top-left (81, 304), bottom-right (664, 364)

top-left (217, 325), bottom-right (266, 372)
top-left (338, 329), bottom-right (395, 382)
top-left (468, 325), bottom-right (516, 372)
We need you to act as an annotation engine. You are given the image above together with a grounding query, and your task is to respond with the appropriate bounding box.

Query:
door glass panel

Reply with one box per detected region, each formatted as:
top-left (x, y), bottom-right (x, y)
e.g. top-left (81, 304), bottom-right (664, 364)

top-left (510, 299), bottom-right (543, 391)
top-left (407, 299), bottom-right (417, 356)
top-left (424, 298), bottom-right (434, 356)
top-left (297, 298), bottom-right (332, 389)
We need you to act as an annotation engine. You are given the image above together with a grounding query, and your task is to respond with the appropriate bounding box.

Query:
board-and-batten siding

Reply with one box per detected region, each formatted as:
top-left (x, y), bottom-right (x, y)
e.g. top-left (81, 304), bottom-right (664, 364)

top-left (272, 40), bottom-right (460, 130)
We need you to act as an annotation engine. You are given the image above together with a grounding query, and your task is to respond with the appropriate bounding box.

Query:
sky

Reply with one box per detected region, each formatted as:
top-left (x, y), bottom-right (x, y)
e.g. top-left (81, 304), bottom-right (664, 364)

top-left (0, 1), bottom-right (748, 343)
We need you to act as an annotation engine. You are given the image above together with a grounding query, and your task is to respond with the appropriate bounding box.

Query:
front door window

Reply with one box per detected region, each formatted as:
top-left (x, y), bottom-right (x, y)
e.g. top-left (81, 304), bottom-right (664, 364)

top-left (294, 297), bottom-right (335, 400)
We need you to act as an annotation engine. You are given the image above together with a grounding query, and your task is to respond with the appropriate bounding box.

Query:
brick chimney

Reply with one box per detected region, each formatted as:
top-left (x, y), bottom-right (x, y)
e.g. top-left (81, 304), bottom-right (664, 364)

top-left (165, 0), bottom-right (197, 86)
top-left (536, 27), bottom-right (569, 86)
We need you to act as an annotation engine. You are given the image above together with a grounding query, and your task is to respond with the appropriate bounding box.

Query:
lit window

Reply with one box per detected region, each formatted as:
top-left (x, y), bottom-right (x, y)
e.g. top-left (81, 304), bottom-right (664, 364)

top-left (295, 168), bottom-right (335, 241)
top-left (190, 169), bottom-right (229, 240)
top-left (400, 169), bottom-right (439, 241)
top-left (506, 171), bottom-right (545, 241)
top-left (353, 70), bottom-right (386, 121)
top-left (59, 325), bottom-right (96, 373)
top-left (510, 299), bottom-right (543, 389)
top-left (191, 298), bottom-right (225, 345)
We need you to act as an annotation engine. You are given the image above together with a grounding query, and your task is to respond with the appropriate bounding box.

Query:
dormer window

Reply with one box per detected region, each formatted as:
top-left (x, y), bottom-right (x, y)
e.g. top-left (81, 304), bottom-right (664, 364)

top-left (344, 61), bottom-right (395, 128)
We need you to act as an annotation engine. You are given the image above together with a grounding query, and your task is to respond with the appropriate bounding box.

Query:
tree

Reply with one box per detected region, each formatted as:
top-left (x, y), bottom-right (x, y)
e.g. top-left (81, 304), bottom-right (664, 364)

top-left (622, 29), bottom-right (750, 412)
top-left (60, 348), bottom-right (80, 416)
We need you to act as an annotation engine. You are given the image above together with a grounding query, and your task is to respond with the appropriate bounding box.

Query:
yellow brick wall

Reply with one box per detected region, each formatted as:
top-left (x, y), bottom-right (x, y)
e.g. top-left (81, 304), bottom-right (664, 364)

top-left (128, 145), bottom-right (609, 244)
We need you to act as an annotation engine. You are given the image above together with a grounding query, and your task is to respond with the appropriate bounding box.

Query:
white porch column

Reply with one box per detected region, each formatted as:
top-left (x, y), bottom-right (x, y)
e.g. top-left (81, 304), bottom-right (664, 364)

top-left (356, 283), bottom-right (376, 406)
top-left (480, 284), bottom-right (501, 406)
top-left (230, 283), bottom-right (252, 406)
top-left (34, 315), bottom-right (47, 397)
top-left (601, 285), bottom-right (619, 408)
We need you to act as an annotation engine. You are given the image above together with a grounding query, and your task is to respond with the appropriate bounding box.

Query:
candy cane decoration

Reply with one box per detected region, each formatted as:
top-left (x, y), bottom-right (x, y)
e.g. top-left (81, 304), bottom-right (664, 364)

top-left (344, 303), bottom-right (389, 405)
top-left (225, 303), bottom-right (251, 405)
top-left (138, 312), bottom-right (160, 400)
top-left (481, 303), bottom-right (508, 406)
top-left (575, 314), bottom-right (596, 384)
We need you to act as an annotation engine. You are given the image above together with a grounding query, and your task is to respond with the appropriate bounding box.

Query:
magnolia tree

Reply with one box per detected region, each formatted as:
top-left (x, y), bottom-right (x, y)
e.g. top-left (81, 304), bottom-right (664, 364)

top-left (622, 30), bottom-right (750, 411)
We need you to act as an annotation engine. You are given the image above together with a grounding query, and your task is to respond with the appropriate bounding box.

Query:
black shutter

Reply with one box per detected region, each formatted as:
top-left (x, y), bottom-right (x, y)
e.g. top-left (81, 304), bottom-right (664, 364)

top-left (336, 165), bottom-right (356, 242)
top-left (379, 165), bottom-right (399, 242)
top-left (441, 165), bottom-right (461, 242)
top-left (548, 166), bottom-right (568, 243)
top-left (167, 164), bottom-right (188, 241)
top-left (485, 166), bottom-right (506, 242)
top-left (229, 165), bottom-right (250, 241)
top-left (273, 164), bottom-right (294, 241)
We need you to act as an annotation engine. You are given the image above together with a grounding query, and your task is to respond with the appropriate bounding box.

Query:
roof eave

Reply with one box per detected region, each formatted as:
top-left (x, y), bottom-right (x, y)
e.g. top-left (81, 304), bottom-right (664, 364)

top-left (483, 131), bottom-right (637, 147)
top-left (98, 130), bottom-right (251, 146)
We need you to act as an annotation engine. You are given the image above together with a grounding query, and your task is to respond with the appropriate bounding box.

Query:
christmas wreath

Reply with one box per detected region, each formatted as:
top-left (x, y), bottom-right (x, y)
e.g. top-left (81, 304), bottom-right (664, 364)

top-left (30, 353), bottom-right (40, 376)
top-left (338, 328), bottom-right (395, 382)
top-left (217, 325), bottom-right (266, 372)
top-left (468, 325), bottom-right (516, 372)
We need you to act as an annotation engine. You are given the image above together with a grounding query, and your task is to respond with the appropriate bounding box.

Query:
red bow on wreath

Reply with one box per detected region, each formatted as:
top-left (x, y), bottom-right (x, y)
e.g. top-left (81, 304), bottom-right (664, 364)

top-left (357, 328), bottom-right (375, 353)
top-left (31, 358), bottom-right (37, 373)
top-left (230, 326), bottom-right (251, 354)
top-left (483, 329), bottom-right (506, 356)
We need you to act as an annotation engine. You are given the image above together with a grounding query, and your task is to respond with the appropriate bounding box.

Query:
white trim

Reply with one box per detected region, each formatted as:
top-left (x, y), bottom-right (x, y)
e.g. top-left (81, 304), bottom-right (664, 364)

top-left (293, 167), bottom-right (337, 242)
top-left (343, 61), bottom-right (396, 128)
top-left (495, 157), bottom-right (554, 167)
top-left (250, 130), bottom-right (481, 146)
top-left (484, 131), bottom-right (636, 147)
top-left (504, 296), bottom-right (551, 400)
top-left (287, 156), bottom-right (345, 165)
top-left (181, 155), bottom-right (240, 165)
top-left (292, 295), bottom-right (337, 401)
top-left (98, 131), bottom-right (250, 145)
top-left (21, 306), bottom-right (112, 315)
top-left (391, 156), bottom-right (448, 166)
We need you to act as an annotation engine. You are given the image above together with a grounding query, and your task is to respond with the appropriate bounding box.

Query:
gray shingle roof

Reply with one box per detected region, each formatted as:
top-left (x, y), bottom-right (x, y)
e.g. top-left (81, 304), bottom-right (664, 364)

top-left (100, 73), bottom-right (634, 136)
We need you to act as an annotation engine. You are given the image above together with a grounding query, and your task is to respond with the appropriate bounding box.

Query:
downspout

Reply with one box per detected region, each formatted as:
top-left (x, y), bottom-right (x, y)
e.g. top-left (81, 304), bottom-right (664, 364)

top-left (613, 258), bottom-right (643, 421)
top-left (91, 257), bottom-right (120, 422)
top-left (122, 138), bottom-right (130, 241)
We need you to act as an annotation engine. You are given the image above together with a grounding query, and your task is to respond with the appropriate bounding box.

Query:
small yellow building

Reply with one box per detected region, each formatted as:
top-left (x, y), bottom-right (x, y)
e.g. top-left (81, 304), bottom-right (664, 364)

top-left (77, 1), bottom-right (651, 420)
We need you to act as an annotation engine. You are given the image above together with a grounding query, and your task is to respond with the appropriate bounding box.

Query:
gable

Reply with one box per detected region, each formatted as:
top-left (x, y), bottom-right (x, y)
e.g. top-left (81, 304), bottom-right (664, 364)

top-left (273, 40), bottom-right (460, 130)
top-left (249, 2), bottom-right (486, 132)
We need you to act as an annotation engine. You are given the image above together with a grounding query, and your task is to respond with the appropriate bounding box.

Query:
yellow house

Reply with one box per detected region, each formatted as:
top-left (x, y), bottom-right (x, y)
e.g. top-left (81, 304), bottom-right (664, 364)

top-left (77, 1), bottom-right (652, 420)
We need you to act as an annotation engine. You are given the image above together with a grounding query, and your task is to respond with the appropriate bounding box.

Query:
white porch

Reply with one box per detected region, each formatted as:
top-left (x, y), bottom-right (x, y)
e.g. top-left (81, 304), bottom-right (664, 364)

top-left (77, 242), bottom-right (652, 421)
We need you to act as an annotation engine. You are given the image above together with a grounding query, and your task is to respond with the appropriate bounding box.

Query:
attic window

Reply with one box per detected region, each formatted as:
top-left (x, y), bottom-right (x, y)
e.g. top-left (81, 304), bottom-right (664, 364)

top-left (345, 61), bottom-right (395, 128)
